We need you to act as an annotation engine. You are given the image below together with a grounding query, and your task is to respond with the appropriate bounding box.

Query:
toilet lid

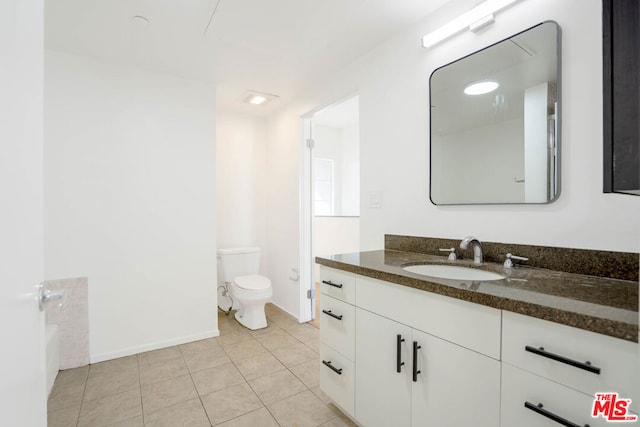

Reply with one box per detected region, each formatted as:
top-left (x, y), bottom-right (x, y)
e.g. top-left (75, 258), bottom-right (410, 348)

top-left (234, 274), bottom-right (271, 291)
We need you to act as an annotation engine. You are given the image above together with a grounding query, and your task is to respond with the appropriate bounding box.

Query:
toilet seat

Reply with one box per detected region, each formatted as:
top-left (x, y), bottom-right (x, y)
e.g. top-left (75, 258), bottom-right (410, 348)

top-left (234, 274), bottom-right (271, 291)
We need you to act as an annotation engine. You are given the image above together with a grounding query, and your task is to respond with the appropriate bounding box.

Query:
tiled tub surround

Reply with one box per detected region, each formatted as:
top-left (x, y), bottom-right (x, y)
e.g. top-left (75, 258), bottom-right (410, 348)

top-left (45, 277), bottom-right (90, 369)
top-left (315, 236), bottom-right (638, 342)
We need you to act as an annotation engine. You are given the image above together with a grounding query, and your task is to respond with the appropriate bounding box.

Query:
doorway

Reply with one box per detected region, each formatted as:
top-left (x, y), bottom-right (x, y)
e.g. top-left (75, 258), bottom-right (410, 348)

top-left (299, 95), bottom-right (360, 326)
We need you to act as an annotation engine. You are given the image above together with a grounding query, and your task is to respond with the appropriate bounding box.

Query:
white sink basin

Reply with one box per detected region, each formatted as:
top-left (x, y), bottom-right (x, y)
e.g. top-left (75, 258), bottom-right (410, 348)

top-left (402, 264), bottom-right (505, 281)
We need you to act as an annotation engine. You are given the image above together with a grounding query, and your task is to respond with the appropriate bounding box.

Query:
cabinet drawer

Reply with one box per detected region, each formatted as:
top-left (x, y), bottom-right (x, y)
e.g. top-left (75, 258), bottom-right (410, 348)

top-left (320, 295), bottom-right (355, 360)
top-left (319, 267), bottom-right (355, 304)
top-left (502, 311), bottom-right (639, 411)
top-left (320, 344), bottom-right (355, 418)
top-left (355, 275), bottom-right (501, 359)
top-left (501, 363), bottom-right (623, 427)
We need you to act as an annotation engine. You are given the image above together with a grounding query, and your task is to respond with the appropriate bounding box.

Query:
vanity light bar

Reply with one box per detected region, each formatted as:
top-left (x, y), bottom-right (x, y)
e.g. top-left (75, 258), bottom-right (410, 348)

top-left (422, 0), bottom-right (521, 48)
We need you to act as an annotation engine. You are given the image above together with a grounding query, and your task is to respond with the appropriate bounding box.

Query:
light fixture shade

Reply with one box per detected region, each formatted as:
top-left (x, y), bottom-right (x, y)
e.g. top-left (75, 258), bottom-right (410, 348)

top-left (242, 90), bottom-right (279, 106)
top-left (464, 80), bottom-right (500, 95)
top-left (422, 0), bottom-right (520, 48)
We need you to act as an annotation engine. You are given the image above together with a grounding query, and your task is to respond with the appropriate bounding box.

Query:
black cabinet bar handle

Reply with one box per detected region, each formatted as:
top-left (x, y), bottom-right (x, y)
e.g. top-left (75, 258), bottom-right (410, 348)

top-left (396, 334), bottom-right (405, 373)
top-left (525, 346), bottom-right (601, 374)
top-left (322, 280), bottom-right (343, 289)
top-left (322, 309), bottom-right (343, 321)
top-left (412, 341), bottom-right (421, 382)
top-left (322, 360), bottom-right (343, 375)
top-left (524, 401), bottom-right (590, 427)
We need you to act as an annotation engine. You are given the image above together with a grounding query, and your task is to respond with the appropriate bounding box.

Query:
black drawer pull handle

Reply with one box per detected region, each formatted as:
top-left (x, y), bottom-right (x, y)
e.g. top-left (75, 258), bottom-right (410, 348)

top-left (322, 309), bottom-right (343, 320)
top-left (524, 401), bottom-right (590, 427)
top-left (525, 346), bottom-right (601, 374)
top-left (322, 360), bottom-right (342, 375)
top-left (396, 334), bottom-right (405, 373)
top-left (412, 341), bottom-right (421, 382)
top-left (322, 280), bottom-right (343, 289)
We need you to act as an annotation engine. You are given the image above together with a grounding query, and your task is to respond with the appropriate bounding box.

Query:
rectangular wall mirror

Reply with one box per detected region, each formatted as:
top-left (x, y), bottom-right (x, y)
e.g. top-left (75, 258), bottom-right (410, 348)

top-left (430, 21), bottom-right (561, 205)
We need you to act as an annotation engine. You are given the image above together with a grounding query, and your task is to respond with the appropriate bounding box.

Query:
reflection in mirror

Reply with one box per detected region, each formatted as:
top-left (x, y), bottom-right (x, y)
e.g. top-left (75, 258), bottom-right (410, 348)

top-left (312, 96), bottom-right (360, 216)
top-left (430, 21), bottom-right (560, 205)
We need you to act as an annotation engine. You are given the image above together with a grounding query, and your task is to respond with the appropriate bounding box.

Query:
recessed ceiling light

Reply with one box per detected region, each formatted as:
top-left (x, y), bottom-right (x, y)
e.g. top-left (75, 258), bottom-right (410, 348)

top-left (464, 80), bottom-right (499, 95)
top-left (242, 90), bottom-right (279, 106)
top-left (132, 15), bottom-right (150, 26)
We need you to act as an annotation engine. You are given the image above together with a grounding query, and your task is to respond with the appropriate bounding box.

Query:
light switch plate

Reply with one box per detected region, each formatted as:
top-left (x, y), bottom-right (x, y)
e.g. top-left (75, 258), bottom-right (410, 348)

top-left (367, 190), bottom-right (382, 208)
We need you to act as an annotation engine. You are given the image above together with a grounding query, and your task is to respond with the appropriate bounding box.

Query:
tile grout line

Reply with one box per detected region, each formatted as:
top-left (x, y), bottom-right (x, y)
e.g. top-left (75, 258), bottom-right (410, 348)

top-left (135, 355), bottom-right (144, 425)
top-left (179, 343), bottom-right (215, 427)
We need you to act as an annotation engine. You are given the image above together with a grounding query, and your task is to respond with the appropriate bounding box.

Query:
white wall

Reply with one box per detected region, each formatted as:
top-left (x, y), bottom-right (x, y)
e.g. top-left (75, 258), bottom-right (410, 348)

top-left (44, 51), bottom-right (218, 362)
top-left (432, 118), bottom-right (524, 204)
top-left (265, 0), bottom-right (640, 320)
top-left (216, 111), bottom-right (268, 265)
top-left (313, 216), bottom-right (360, 282)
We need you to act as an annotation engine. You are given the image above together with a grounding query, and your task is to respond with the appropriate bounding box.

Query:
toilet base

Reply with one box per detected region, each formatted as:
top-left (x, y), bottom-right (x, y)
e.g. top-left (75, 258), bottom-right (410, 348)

top-left (234, 305), bottom-right (268, 330)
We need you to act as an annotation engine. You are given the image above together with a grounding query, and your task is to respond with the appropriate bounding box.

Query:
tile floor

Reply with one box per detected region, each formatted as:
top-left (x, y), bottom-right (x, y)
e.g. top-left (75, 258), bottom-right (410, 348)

top-left (47, 304), bottom-right (355, 427)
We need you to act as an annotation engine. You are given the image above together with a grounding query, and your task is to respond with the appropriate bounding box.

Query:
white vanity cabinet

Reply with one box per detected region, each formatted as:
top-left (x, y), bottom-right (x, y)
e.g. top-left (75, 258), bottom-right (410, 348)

top-left (354, 275), bottom-right (501, 427)
top-left (501, 311), bottom-right (640, 424)
top-left (319, 267), bottom-right (357, 417)
top-left (318, 265), bottom-right (639, 427)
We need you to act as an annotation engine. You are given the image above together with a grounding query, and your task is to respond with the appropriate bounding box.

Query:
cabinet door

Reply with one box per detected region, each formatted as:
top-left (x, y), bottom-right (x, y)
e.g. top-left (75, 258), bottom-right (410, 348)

top-left (355, 308), bottom-right (412, 427)
top-left (411, 329), bottom-right (500, 426)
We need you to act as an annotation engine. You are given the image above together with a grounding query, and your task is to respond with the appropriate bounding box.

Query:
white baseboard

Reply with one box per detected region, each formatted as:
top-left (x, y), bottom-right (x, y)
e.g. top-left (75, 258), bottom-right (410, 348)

top-left (90, 329), bottom-right (220, 364)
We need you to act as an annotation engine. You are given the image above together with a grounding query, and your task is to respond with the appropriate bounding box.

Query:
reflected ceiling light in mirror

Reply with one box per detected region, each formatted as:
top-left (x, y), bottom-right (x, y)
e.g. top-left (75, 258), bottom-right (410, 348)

top-left (464, 80), bottom-right (499, 95)
top-left (421, 0), bottom-right (522, 48)
top-left (242, 90), bottom-right (279, 106)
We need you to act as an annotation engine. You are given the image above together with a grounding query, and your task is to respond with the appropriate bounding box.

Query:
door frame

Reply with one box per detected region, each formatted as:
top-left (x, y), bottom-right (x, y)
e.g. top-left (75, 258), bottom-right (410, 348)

top-left (298, 93), bottom-right (359, 323)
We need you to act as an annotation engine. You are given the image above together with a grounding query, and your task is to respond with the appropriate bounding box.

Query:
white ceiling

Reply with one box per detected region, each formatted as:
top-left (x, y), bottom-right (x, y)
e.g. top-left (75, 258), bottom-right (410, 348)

top-left (45, 0), bottom-right (451, 116)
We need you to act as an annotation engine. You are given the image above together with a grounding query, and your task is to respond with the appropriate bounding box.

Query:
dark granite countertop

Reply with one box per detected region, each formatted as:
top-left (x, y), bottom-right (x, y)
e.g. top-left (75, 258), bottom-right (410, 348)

top-left (316, 250), bottom-right (639, 343)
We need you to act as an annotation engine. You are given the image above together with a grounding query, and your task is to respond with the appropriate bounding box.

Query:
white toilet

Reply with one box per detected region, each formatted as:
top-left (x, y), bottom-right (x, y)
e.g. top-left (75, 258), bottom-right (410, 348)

top-left (217, 247), bottom-right (272, 330)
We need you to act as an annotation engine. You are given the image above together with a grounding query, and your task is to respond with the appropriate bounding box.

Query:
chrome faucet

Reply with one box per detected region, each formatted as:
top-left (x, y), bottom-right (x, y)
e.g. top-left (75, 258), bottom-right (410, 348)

top-left (460, 236), bottom-right (483, 264)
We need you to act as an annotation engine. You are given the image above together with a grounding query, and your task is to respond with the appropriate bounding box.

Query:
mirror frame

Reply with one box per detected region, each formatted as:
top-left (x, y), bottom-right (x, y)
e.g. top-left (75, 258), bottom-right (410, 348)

top-left (429, 21), bottom-right (562, 205)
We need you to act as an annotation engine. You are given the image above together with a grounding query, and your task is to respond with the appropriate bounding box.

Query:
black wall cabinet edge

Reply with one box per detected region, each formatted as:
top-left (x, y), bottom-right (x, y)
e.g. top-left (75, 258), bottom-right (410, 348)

top-left (602, 0), bottom-right (640, 195)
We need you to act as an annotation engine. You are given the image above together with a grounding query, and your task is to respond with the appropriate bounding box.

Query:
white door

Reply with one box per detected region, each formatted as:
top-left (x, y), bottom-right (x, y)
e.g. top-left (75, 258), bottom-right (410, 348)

top-left (0, 0), bottom-right (46, 425)
top-left (355, 308), bottom-right (412, 427)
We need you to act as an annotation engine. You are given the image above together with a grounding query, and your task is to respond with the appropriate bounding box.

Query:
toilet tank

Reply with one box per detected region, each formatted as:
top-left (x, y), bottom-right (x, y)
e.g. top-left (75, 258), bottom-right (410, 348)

top-left (217, 247), bottom-right (261, 282)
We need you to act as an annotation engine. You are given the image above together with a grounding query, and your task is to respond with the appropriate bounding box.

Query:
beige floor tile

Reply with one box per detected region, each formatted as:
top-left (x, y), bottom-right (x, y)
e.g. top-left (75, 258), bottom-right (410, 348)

top-left (318, 415), bottom-right (358, 427)
top-left (289, 358), bottom-right (320, 388)
top-left (55, 365), bottom-right (90, 386)
top-left (144, 398), bottom-right (211, 427)
top-left (271, 342), bottom-right (318, 367)
top-left (106, 415), bottom-right (144, 426)
top-left (287, 323), bottom-right (320, 341)
top-left (234, 352), bottom-right (285, 381)
top-left (216, 331), bottom-right (254, 347)
top-left (192, 362), bottom-right (245, 396)
top-left (302, 338), bottom-right (320, 354)
top-left (255, 331), bottom-right (300, 352)
top-left (138, 346), bottom-right (182, 366)
top-left (267, 390), bottom-right (335, 427)
top-left (47, 404), bottom-right (81, 427)
top-left (83, 367), bottom-right (140, 401)
top-left (214, 407), bottom-right (279, 427)
top-left (180, 337), bottom-right (222, 356)
top-left (141, 374), bottom-right (198, 415)
top-left (78, 388), bottom-right (142, 427)
top-left (48, 378), bottom-right (87, 412)
top-left (200, 383), bottom-right (263, 425)
top-left (249, 369), bottom-right (307, 405)
top-left (139, 356), bottom-right (189, 386)
top-left (89, 356), bottom-right (138, 378)
top-left (310, 386), bottom-right (332, 405)
top-left (267, 315), bottom-right (300, 331)
top-left (183, 348), bottom-right (231, 373)
top-left (223, 339), bottom-right (267, 362)
top-left (246, 324), bottom-right (284, 338)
